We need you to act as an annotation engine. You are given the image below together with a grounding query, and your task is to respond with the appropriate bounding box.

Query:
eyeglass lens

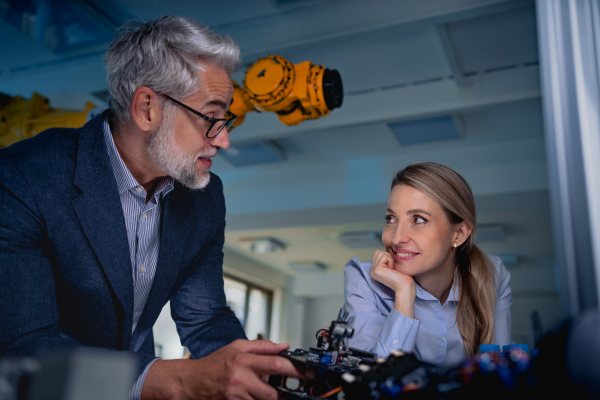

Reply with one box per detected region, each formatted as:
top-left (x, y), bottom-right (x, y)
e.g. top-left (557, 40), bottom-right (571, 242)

top-left (208, 115), bottom-right (235, 138)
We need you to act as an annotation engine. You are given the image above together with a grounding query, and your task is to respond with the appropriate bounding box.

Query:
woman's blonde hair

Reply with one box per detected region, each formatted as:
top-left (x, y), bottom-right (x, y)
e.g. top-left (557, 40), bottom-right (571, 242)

top-left (392, 162), bottom-right (496, 356)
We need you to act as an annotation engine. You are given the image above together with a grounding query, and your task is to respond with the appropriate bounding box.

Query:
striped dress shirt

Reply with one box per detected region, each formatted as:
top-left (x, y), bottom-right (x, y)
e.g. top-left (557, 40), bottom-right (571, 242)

top-left (103, 118), bottom-right (174, 399)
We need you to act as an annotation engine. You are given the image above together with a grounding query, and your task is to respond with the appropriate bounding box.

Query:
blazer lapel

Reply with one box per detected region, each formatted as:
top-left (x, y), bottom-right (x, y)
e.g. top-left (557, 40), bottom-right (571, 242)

top-left (71, 114), bottom-right (134, 344)
top-left (130, 183), bottom-right (214, 349)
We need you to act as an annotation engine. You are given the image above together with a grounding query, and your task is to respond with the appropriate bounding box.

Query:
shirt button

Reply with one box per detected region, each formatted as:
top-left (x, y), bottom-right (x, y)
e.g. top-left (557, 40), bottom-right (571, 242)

top-left (140, 265), bottom-right (146, 273)
top-left (142, 212), bottom-right (147, 219)
top-left (442, 336), bottom-right (447, 342)
top-left (136, 187), bottom-right (143, 193)
top-left (393, 339), bottom-right (398, 344)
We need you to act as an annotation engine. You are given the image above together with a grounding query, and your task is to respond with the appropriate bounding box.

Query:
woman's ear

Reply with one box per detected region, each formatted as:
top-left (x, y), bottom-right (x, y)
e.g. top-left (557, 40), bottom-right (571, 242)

top-left (453, 221), bottom-right (473, 247)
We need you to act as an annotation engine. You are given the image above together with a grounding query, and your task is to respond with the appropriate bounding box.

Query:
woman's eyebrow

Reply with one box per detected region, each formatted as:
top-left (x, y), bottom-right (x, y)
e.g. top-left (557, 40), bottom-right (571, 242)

top-left (406, 209), bottom-right (432, 216)
top-left (387, 207), bottom-right (433, 217)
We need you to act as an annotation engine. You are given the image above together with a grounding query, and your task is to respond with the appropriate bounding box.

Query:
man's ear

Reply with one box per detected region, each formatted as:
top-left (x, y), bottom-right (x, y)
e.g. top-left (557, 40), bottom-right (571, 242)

top-left (453, 221), bottom-right (473, 247)
top-left (130, 87), bottom-right (162, 132)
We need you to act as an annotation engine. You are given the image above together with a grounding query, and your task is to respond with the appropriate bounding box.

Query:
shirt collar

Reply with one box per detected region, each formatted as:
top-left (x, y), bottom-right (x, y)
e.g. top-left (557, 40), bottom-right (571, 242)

top-left (103, 117), bottom-right (174, 198)
top-left (415, 270), bottom-right (461, 302)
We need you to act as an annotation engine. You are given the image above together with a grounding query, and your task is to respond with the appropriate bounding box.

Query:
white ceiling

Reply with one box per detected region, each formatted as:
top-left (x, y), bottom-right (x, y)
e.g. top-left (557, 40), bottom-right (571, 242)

top-left (0, 0), bottom-right (554, 282)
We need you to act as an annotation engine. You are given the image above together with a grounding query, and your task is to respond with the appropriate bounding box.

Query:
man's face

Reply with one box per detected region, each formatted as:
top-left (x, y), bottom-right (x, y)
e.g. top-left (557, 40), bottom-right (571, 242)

top-left (147, 64), bottom-right (232, 190)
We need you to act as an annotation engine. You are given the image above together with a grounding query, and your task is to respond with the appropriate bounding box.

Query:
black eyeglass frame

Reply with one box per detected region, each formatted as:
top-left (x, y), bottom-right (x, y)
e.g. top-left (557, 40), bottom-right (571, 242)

top-left (162, 94), bottom-right (237, 138)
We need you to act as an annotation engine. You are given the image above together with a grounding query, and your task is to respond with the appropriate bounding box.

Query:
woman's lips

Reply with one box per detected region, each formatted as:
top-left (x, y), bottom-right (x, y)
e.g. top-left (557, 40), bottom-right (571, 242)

top-left (393, 250), bottom-right (420, 261)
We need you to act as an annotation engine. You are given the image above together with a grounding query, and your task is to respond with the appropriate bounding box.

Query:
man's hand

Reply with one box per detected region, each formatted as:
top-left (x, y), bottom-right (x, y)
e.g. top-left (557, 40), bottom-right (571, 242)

top-left (141, 339), bottom-right (303, 400)
top-left (370, 249), bottom-right (416, 318)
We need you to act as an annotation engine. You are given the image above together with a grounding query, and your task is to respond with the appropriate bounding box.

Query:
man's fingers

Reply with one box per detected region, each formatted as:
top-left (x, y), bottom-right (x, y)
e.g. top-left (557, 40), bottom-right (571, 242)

top-left (224, 371), bottom-right (275, 400)
top-left (246, 353), bottom-right (303, 379)
top-left (242, 372), bottom-right (279, 400)
top-left (234, 338), bottom-right (291, 355)
top-left (221, 353), bottom-right (300, 400)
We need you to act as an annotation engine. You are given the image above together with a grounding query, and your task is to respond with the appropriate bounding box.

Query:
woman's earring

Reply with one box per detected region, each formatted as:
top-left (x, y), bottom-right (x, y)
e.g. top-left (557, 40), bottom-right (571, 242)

top-left (453, 243), bottom-right (457, 249)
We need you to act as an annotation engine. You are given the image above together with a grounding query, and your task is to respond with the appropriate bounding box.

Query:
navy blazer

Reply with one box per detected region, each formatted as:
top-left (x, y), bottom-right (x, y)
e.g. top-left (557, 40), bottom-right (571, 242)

top-left (0, 112), bottom-right (246, 375)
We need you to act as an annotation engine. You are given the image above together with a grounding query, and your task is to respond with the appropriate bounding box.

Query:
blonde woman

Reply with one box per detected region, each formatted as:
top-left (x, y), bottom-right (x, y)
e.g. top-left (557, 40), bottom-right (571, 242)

top-left (344, 162), bottom-right (512, 366)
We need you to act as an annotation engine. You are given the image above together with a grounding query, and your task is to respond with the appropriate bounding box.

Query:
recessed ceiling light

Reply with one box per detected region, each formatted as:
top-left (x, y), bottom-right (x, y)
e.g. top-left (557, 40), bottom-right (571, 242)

top-left (388, 115), bottom-right (463, 146)
top-left (288, 261), bottom-right (327, 274)
top-left (246, 237), bottom-right (286, 254)
top-left (338, 231), bottom-right (382, 249)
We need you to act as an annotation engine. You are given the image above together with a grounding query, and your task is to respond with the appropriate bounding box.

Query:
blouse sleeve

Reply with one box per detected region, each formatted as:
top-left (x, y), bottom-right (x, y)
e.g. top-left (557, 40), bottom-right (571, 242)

top-left (343, 258), bottom-right (420, 358)
top-left (491, 256), bottom-right (513, 348)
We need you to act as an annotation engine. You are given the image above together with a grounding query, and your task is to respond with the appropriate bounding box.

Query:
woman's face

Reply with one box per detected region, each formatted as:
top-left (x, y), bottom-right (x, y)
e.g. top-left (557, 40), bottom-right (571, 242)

top-left (382, 184), bottom-right (463, 283)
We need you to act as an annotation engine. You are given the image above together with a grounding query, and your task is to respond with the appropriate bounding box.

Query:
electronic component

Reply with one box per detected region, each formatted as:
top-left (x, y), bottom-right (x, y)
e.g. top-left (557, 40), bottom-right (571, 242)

top-left (270, 311), bottom-right (565, 399)
top-left (269, 310), bottom-right (376, 399)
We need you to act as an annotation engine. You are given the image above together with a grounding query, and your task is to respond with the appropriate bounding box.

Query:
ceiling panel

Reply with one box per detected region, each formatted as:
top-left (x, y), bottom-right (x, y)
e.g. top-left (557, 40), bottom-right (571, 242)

top-left (446, 5), bottom-right (539, 73)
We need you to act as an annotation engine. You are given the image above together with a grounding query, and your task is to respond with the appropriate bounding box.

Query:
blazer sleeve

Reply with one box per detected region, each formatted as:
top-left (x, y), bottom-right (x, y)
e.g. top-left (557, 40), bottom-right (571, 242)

top-left (168, 176), bottom-right (247, 359)
top-left (344, 258), bottom-right (420, 358)
top-left (0, 154), bottom-right (80, 355)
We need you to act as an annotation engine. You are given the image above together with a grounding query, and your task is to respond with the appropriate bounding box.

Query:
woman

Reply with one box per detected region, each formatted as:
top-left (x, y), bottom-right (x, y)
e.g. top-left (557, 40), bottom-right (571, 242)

top-left (344, 162), bottom-right (512, 367)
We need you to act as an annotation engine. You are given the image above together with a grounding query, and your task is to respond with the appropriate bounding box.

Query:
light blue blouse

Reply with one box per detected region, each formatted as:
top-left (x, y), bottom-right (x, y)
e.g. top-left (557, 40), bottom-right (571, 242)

top-left (343, 254), bottom-right (512, 367)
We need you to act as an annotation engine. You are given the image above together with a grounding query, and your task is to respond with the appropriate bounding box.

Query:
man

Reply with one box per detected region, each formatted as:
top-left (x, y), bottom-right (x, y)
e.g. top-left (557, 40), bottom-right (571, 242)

top-left (0, 15), bottom-right (301, 399)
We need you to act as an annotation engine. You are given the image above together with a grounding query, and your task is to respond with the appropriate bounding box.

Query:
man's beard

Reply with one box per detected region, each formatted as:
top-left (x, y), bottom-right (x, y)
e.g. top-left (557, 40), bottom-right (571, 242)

top-left (146, 111), bottom-right (215, 190)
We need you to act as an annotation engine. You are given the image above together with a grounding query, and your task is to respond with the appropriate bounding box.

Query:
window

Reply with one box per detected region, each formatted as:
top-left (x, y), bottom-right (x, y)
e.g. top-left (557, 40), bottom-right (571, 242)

top-left (224, 275), bottom-right (272, 340)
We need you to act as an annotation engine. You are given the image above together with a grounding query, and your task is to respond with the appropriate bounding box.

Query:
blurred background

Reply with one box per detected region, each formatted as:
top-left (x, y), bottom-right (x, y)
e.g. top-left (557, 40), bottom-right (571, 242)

top-left (1, 0), bottom-right (598, 359)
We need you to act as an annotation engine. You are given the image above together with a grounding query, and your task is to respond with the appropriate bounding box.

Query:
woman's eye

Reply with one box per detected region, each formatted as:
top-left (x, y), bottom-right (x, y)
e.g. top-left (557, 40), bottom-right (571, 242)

top-left (413, 215), bottom-right (427, 224)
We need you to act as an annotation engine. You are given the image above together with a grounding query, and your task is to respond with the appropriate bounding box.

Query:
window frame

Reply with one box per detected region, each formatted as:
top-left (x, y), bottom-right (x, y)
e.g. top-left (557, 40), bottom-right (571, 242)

top-left (224, 273), bottom-right (273, 339)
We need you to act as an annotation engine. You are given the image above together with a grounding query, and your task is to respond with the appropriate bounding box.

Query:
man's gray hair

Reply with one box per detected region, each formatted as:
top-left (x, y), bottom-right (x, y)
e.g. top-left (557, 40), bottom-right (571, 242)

top-left (105, 15), bottom-right (241, 121)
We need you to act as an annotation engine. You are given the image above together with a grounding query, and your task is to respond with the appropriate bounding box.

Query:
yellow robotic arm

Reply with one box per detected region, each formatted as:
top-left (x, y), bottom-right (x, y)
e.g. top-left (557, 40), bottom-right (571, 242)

top-left (230, 55), bottom-right (343, 128)
top-left (0, 92), bottom-right (96, 149)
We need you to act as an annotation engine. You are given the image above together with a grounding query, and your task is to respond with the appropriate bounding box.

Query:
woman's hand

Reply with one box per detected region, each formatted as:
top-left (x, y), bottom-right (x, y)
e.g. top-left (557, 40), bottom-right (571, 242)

top-left (370, 250), bottom-right (417, 318)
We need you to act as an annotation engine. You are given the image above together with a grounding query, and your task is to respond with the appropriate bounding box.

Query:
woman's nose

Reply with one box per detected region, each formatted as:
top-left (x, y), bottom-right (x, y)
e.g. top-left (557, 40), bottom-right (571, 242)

top-left (392, 223), bottom-right (410, 245)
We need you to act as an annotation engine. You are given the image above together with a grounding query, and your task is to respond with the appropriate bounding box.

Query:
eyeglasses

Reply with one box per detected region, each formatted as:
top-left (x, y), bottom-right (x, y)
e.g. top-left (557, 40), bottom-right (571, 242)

top-left (162, 94), bottom-right (237, 138)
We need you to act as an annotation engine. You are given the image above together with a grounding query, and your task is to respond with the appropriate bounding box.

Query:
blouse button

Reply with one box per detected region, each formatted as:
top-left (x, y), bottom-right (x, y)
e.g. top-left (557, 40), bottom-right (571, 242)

top-left (442, 336), bottom-right (447, 342)
top-left (393, 339), bottom-right (399, 344)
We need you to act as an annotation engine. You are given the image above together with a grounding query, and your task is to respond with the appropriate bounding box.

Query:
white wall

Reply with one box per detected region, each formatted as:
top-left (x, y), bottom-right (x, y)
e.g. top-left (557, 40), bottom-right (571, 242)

top-left (509, 264), bottom-right (564, 346)
top-left (300, 295), bottom-right (346, 350)
top-left (282, 278), bottom-right (306, 350)
top-left (285, 271), bottom-right (345, 349)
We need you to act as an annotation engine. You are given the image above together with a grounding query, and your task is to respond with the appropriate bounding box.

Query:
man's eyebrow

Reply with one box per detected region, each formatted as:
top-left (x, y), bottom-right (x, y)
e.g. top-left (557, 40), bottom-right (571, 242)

top-left (205, 99), bottom-right (229, 109)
